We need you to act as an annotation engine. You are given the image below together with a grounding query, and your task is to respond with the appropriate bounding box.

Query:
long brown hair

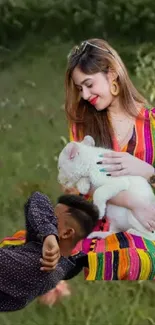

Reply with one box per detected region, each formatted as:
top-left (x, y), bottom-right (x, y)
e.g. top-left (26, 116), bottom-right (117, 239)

top-left (65, 39), bottom-right (147, 148)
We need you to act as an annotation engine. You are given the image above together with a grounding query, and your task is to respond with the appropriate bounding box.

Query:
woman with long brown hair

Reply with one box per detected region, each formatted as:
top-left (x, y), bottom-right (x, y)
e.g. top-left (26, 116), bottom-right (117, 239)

top-left (65, 38), bottom-right (155, 233)
top-left (61, 38), bottom-right (155, 280)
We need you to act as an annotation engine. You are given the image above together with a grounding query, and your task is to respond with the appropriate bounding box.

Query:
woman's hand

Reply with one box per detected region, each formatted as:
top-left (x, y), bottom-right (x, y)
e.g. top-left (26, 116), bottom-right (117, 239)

top-left (131, 201), bottom-right (155, 232)
top-left (97, 151), bottom-right (154, 179)
top-left (108, 191), bottom-right (155, 232)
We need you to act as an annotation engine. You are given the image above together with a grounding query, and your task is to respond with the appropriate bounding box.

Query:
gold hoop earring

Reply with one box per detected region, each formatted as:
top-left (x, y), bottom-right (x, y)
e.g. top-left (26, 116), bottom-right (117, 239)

top-left (110, 80), bottom-right (119, 96)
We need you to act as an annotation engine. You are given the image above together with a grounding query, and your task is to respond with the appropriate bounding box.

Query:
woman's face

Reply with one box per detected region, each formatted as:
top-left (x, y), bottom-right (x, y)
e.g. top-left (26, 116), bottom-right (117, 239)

top-left (72, 66), bottom-right (114, 111)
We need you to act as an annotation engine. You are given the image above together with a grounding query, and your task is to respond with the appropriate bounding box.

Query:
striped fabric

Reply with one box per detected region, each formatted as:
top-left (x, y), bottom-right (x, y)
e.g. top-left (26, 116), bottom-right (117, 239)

top-left (69, 107), bottom-right (155, 280)
top-left (125, 107), bottom-right (155, 164)
top-left (70, 107), bottom-right (155, 165)
top-left (75, 232), bottom-right (155, 280)
top-left (0, 230), bottom-right (26, 248)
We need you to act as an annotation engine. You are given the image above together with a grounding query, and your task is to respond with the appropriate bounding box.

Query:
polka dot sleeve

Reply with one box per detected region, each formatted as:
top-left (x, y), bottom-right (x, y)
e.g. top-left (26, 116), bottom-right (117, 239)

top-left (24, 191), bottom-right (58, 243)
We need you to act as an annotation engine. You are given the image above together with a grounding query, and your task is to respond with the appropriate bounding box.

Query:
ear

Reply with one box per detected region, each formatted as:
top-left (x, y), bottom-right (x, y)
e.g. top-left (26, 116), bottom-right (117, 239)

top-left (61, 228), bottom-right (75, 240)
top-left (65, 142), bottom-right (79, 160)
top-left (107, 70), bottom-right (118, 83)
top-left (82, 135), bottom-right (95, 147)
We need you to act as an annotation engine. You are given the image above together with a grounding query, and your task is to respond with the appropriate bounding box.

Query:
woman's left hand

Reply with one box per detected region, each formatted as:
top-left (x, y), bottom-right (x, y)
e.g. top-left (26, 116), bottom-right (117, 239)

top-left (97, 151), bottom-right (154, 179)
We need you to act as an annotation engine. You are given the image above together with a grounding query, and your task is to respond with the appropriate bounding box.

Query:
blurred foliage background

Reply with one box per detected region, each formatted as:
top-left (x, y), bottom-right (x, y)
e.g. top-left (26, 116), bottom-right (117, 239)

top-left (0, 0), bottom-right (155, 324)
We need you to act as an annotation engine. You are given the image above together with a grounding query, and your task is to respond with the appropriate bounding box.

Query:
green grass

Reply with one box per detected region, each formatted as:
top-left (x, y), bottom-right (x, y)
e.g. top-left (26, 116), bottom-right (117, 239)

top-left (0, 41), bottom-right (155, 325)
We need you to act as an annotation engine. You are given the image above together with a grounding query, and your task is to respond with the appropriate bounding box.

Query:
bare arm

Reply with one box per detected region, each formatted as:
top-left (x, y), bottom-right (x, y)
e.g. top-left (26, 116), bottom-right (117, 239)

top-left (107, 190), bottom-right (136, 209)
top-left (108, 190), bottom-right (155, 232)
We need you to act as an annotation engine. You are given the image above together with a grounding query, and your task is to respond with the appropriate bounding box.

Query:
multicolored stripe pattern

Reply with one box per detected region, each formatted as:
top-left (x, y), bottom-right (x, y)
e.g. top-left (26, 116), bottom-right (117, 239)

top-left (125, 107), bottom-right (155, 166)
top-left (80, 232), bottom-right (155, 280)
top-left (70, 107), bottom-right (155, 166)
top-left (0, 231), bottom-right (26, 248)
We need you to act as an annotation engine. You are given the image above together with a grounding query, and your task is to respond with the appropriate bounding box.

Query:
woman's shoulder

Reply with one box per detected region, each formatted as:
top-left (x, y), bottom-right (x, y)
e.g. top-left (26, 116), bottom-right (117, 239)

top-left (144, 106), bottom-right (155, 115)
top-left (150, 107), bottom-right (155, 116)
top-left (141, 106), bottom-right (155, 122)
top-left (143, 107), bottom-right (155, 133)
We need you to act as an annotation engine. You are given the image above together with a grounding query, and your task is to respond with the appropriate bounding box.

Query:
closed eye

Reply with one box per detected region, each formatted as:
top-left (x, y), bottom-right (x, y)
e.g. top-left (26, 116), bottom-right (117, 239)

top-left (76, 86), bottom-right (82, 92)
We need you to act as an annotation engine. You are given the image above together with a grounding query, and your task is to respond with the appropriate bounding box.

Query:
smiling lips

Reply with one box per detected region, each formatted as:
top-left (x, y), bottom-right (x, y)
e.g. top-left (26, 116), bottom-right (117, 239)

top-left (89, 96), bottom-right (98, 105)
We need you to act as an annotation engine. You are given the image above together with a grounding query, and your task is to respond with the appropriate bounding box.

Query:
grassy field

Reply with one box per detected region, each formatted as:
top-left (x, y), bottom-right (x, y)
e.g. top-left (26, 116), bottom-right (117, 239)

top-left (0, 41), bottom-right (155, 325)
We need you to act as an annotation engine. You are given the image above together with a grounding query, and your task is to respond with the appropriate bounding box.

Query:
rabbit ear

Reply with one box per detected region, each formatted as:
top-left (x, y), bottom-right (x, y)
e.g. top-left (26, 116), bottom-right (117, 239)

top-left (65, 142), bottom-right (79, 160)
top-left (82, 135), bottom-right (95, 147)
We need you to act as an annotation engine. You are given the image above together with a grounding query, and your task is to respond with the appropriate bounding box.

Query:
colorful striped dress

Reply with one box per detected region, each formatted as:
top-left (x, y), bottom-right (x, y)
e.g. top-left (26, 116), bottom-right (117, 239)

top-left (69, 107), bottom-right (155, 280)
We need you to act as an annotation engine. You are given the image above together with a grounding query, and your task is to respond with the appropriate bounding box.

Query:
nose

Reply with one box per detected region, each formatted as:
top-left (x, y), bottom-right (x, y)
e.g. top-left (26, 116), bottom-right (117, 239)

top-left (81, 87), bottom-right (91, 101)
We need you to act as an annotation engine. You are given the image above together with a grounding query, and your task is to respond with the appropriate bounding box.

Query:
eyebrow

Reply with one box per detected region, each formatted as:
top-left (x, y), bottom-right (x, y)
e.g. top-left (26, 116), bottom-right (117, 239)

top-left (74, 78), bottom-right (92, 87)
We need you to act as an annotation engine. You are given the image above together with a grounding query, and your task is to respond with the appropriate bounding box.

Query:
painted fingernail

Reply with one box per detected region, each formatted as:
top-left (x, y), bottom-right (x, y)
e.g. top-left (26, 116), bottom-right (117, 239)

top-left (107, 173), bottom-right (111, 176)
top-left (152, 231), bottom-right (154, 233)
top-left (97, 161), bottom-right (102, 165)
top-left (100, 168), bottom-right (106, 172)
top-left (99, 154), bottom-right (103, 157)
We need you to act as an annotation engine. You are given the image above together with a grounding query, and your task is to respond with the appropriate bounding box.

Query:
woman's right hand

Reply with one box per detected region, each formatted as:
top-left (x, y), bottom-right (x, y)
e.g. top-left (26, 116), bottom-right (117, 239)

top-left (131, 201), bottom-right (155, 232)
top-left (108, 190), bottom-right (155, 232)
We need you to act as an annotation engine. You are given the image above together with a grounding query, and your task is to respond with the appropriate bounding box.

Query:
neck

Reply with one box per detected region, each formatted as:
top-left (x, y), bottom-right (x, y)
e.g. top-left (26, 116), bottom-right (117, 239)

top-left (59, 239), bottom-right (74, 257)
top-left (108, 97), bottom-right (125, 115)
top-left (107, 97), bottom-right (141, 117)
